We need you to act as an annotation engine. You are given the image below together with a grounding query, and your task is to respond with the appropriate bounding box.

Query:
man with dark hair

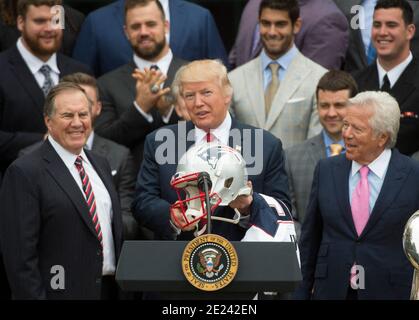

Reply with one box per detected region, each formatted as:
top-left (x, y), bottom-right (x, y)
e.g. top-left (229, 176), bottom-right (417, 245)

top-left (0, 0), bottom-right (90, 175)
top-left (72, 0), bottom-right (227, 76)
top-left (229, 0), bottom-right (348, 70)
top-left (229, 0), bottom-right (326, 150)
top-left (353, 0), bottom-right (419, 156)
top-left (0, 82), bottom-right (123, 299)
top-left (334, 0), bottom-right (419, 73)
top-left (285, 70), bottom-right (358, 236)
top-left (95, 0), bottom-right (187, 172)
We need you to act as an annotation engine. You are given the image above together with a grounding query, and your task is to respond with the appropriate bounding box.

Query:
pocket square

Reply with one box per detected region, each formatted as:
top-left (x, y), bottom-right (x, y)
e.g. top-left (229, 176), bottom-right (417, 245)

top-left (287, 97), bottom-right (306, 103)
top-left (111, 170), bottom-right (117, 176)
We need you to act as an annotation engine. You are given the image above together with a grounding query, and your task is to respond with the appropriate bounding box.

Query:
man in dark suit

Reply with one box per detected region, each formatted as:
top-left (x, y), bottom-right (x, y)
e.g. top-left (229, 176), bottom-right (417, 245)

top-left (285, 70), bottom-right (358, 236)
top-left (228, 0), bottom-right (349, 70)
top-left (353, 0), bottom-right (419, 156)
top-left (0, 0), bottom-right (90, 175)
top-left (72, 0), bottom-right (228, 76)
top-left (0, 81), bottom-right (123, 299)
top-left (334, 0), bottom-right (419, 73)
top-left (95, 0), bottom-right (187, 171)
top-left (295, 91), bottom-right (419, 300)
top-left (20, 72), bottom-right (139, 240)
top-left (132, 59), bottom-right (296, 244)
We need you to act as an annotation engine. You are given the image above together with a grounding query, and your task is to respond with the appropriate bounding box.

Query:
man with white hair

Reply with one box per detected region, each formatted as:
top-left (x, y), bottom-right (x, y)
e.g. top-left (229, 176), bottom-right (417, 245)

top-left (295, 91), bottom-right (419, 300)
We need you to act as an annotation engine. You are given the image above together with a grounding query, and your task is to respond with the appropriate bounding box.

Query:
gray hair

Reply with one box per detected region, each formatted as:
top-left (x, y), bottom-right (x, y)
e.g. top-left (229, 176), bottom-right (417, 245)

top-left (348, 91), bottom-right (400, 148)
top-left (171, 59), bottom-right (233, 99)
top-left (44, 81), bottom-right (92, 117)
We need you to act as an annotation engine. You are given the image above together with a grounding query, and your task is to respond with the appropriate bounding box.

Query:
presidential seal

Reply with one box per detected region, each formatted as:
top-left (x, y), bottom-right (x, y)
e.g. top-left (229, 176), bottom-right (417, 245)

top-left (182, 234), bottom-right (239, 291)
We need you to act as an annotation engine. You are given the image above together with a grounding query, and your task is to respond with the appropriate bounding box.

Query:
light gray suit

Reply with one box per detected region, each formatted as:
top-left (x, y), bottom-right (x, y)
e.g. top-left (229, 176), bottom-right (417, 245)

top-left (228, 50), bottom-right (326, 149)
top-left (285, 133), bottom-right (326, 236)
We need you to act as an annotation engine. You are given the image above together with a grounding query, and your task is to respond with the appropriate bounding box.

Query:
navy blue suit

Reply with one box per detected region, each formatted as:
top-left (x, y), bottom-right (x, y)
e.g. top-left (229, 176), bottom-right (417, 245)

top-left (72, 0), bottom-right (228, 76)
top-left (132, 119), bottom-right (291, 241)
top-left (295, 150), bottom-right (419, 300)
top-left (0, 45), bottom-right (91, 174)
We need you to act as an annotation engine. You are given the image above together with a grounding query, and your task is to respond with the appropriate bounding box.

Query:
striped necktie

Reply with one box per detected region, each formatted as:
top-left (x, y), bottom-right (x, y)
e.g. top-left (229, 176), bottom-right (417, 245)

top-left (74, 156), bottom-right (103, 248)
top-left (39, 65), bottom-right (54, 96)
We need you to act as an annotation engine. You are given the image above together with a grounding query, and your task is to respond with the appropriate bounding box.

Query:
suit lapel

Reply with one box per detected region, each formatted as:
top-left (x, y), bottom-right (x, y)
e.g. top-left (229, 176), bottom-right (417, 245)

top-left (42, 141), bottom-right (99, 239)
top-left (243, 57), bottom-right (265, 128)
top-left (265, 52), bottom-right (311, 130)
top-left (165, 57), bottom-right (185, 88)
top-left (332, 156), bottom-right (356, 234)
top-left (308, 134), bottom-right (326, 165)
top-left (361, 150), bottom-right (409, 237)
top-left (8, 46), bottom-right (44, 116)
top-left (122, 62), bottom-right (137, 96)
top-left (390, 59), bottom-right (417, 108)
top-left (91, 134), bottom-right (108, 156)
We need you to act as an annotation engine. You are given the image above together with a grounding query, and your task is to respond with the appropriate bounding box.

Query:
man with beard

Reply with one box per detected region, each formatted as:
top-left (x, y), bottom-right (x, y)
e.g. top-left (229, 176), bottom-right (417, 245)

top-left (0, 0), bottom-right (90, 176)
top-left (95, 0), bottom-right (187, 172)
top-left (228, 0), bottom-right (327, 150)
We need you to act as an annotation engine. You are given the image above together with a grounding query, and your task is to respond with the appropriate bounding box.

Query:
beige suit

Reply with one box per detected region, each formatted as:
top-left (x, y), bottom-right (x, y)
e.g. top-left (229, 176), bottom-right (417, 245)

top-left (228, 50), bottom-right (327, 149)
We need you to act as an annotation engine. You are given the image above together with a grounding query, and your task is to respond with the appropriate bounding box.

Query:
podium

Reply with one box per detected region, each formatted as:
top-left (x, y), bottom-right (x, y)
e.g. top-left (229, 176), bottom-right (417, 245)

top-left (116, 241), bottom-right (301, 299)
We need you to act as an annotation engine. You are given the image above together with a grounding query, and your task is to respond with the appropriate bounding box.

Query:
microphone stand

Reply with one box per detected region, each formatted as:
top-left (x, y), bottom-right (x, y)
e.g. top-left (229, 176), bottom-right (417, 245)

top-left (198, 172), bottom-right (212, 234)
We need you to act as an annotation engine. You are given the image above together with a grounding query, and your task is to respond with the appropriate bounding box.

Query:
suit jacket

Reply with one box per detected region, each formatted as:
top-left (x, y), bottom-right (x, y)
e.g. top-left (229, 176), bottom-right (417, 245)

top-left (132, 118), bottom-right (291, 241)
top-left (228, 50), bottom-right (326, 149)
top-left (0, 5), bottom-right (85, 56)
top-left (0, 141), bottom-right (123, 299)
top-left (295, 150), bottom-right (419, 300)
top-left (285, 133), bottom-right (326, 234)
top-left (72, 0), bottom-right (228, 76)
top-left (95, 57), bottom-right (187, 171)
top-left (0, 45), bottom-right (91, 174)
top-left (18, 134), bottom-right (141, 241)
top-left (353, 58), bottom-right (419, 155)
top-left (334, 0), bottom-right (419, 72)
top-left (228, 0), bottom-right (349, 70)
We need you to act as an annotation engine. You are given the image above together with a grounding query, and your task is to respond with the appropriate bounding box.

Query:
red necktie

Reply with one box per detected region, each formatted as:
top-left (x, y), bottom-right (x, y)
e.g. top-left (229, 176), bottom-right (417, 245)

top-left (206, 132), bottom-right (214, 142)
top-left (74, 156), bottom-right (103, 248)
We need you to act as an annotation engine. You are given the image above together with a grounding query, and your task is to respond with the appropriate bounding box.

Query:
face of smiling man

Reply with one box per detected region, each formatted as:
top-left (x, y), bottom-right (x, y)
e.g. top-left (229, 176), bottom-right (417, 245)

top-left (372, 7), bottom-right (415, 70)
top-left (45, 89), bottom-right (92, 155)
top-left (259, 7), bottom-right (301, 60)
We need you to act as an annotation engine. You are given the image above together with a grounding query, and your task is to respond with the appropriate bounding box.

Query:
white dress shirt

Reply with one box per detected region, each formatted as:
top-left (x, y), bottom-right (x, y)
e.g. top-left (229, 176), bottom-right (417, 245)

top-left (133, 49), bottom-right (174, 123)
top-left (48, 136), bottom-right (116, 275)
top-left (16, 37), bottom-right (60, 88)
top-left (377, 52), bottom-right (413, 88)
top-left (194, 113), bottom-right (232, 146)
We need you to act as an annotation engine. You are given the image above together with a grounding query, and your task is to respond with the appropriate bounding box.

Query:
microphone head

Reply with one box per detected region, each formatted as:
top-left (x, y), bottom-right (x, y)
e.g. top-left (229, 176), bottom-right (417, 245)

top-left (197, 171), bottom-right (212, 191)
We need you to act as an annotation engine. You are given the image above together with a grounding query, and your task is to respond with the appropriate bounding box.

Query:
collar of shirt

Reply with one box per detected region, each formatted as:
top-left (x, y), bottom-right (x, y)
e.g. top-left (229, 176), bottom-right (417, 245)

top-left (377, 51), bottom-right (412, 88)
top-left (85, 131), bottom-right (95, 150)
top-left (261, 44), bottom-right (297, 87)
top-left (194, 113), bottom-right (232, 145)
top-left (322, 130), bottom-right (344, 153)
top-left (133, 48), bottom-right (173, 76)
top-left (17, 37), bottom-right (60, 76)
top-left (48, 135), bottom-right (91, 170)
top-left (351, 148), bottom-right (392, 179)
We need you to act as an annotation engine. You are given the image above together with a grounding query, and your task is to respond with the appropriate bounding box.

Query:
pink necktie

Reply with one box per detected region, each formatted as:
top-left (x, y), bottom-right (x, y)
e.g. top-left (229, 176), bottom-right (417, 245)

top-left (351, 166), bottom-right (370, 236)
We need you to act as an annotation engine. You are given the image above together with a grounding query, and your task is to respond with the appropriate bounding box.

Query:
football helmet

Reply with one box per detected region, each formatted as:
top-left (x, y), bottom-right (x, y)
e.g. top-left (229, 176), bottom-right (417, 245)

top-left (170, 143), bottom-right (251, 235)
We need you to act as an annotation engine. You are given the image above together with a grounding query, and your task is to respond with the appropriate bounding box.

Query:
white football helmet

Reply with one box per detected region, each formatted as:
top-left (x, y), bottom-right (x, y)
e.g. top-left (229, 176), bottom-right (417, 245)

top-left (170, 143), bottom-right (251, 234)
